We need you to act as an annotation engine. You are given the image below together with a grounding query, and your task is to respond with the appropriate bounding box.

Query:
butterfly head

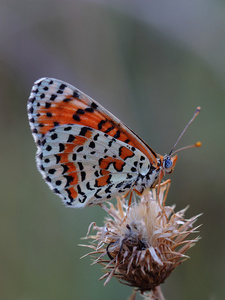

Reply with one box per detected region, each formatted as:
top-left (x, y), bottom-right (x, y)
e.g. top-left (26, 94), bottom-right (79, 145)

top-left (162, 154), bottom-right (178, 174)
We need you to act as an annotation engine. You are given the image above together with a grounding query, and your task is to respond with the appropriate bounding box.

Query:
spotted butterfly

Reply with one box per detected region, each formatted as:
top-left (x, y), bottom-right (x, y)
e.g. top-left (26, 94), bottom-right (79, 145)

top-left (27, 78), bottom-right (200, 207)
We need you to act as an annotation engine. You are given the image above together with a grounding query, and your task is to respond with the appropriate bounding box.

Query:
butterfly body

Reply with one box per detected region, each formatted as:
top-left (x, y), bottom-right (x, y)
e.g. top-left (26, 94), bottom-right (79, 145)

top-left (28, 78), bottom-right (177, 207)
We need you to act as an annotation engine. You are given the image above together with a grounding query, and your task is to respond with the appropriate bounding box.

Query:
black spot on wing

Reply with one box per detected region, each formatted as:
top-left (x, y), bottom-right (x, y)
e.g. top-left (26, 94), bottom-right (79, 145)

top-left (45, 102), bottom-right (51, 108)
top-left (79, 126), bottom-right (93, 136)
top-left (62, 164), bottom-right (69, 174)
top-left (114, 130), bottom-right (121, 139)
top-left (64, 126), bottom-right (72, 131)
top-left (50, 94), bottom-right (57, 101)
top-left (73, 114), bottom-right (80, 121)
top-left (51, 133), bottom-right (58, 140)
top-left (91, 102), bottom-right (98, 109)
top-left (86, 182), bottom-right (95, 191)
top-left (65, 175), bottom-right (74, 187)
top-left (98, 119), bottom-right (107, 130)
top-left (73, 90), bottom-right (80, 98)
top-left (55, 154), bottom-right (61, 163)
top-left (104, 126), bottom-right (115, 134)
top-left (76, 109), bottom-right (85, 114)
top-left (77, 162), bottom-right (84, 170)
top-left (80, 171), bottom-right (86, 181)
top-left (94, 188), bottom-right (102, 199)
top-left (85, 107), bottom-right (94, 113)
top-left (59, 143), bottom-right (65, 152)
top-left (67, 134), bottom-right (75, 143)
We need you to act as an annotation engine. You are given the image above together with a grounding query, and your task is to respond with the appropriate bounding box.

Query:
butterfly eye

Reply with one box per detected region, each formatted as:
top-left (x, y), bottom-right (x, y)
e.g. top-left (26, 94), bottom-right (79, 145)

top-left (164, 157), bottom-right (173, 170)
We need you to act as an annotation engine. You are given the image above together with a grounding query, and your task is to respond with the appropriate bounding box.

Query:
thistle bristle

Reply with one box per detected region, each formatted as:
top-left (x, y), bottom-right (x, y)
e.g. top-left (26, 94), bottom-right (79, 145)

top-left (81, 184), bottom-right (201, 292)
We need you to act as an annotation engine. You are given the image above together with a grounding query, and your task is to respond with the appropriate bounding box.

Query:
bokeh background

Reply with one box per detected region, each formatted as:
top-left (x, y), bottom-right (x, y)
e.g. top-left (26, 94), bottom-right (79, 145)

top-left (1, 1), bottom-right (225, 299)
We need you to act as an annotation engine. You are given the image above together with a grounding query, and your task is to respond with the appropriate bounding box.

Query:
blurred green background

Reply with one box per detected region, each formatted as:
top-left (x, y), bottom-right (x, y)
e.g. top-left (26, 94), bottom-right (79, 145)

top-left (1, 1), bottom-right (225, 299)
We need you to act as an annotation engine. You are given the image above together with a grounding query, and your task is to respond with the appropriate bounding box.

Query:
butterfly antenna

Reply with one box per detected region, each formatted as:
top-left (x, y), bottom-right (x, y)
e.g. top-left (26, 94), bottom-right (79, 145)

top-left (172, 141), bottom-right (202, 155)
top-left (169, 106), bottom-right (201, 156)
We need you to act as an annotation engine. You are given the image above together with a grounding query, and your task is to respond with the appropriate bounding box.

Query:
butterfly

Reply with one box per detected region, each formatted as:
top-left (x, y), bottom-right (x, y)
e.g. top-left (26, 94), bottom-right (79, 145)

top-left (27, 78), bottom-right (201, 208)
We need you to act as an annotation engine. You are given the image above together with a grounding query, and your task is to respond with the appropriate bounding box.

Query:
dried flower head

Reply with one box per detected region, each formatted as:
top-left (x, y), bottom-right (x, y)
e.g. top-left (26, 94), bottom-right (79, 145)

top-left (81, 184), bottom-right (201, 294)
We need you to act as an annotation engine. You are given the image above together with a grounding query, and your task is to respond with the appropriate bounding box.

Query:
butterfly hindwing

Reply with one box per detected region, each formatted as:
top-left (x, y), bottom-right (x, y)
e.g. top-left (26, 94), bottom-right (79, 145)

top-left (36, 124), bottom-right (150, 207)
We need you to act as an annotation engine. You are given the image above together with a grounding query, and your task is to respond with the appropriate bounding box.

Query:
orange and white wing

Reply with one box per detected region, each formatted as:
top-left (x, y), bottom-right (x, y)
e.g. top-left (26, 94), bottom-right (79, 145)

top-left (27, 78), bottom-right (157, 207)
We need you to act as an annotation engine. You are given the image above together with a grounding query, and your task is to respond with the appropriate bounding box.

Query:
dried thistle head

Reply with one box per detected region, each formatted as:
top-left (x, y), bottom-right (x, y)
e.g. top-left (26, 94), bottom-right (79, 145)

top-left (81, 185), bottom-right (201, 293)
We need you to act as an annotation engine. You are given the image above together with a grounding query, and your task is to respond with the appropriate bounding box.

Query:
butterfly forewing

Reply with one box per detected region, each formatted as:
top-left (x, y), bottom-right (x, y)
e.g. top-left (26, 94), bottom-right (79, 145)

top-left (28, 78), bottom-right (157, 164)
top-left (28, 78), bottom-right (153, 207)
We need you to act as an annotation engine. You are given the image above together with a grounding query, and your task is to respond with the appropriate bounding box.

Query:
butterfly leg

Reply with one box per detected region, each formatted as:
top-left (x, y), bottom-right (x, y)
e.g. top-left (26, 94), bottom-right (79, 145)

top-left (155, 179), bottom-right (172, 221)
top-left (155, 169), bottom-right (171, 216)
top-left (122, 189), bottom-right (134, 207)
top-left (128, 190), bottom-right (133, 207)
top-left (156, 170), bottom-right (165, 208)
top-left (157, 179), bottom-right (171, 206)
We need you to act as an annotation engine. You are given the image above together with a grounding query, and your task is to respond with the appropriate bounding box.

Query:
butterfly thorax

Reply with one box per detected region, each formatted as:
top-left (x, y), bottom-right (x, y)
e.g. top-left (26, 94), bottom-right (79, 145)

top-left (134, 154), bottom-right (177, 195)
top-left (134, 168), bottom-right (160, 194)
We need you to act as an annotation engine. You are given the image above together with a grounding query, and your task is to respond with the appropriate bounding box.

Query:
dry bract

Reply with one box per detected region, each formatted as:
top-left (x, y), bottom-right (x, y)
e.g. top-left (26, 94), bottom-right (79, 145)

top-left (81, 185), bottom-right (200, 293)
